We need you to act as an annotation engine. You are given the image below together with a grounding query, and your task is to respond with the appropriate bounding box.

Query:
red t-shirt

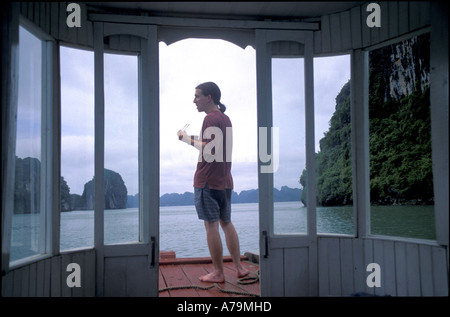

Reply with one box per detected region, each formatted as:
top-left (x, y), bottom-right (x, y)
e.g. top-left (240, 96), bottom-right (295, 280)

top-left (193, 111), bottom-right (233, 190)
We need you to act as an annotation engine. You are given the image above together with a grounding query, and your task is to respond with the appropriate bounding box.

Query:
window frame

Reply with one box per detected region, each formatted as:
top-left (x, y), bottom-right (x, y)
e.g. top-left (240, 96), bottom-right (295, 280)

top-left (363, 28), bottom-right (436, 242)
top-left (7, 16), bottom-right (60, 269)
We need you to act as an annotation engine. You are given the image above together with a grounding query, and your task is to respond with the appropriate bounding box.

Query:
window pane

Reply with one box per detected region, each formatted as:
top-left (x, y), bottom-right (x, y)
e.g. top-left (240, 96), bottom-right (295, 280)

top-left (104, 52), bottom-right (139, 245)
top-left (11, 26), bottom-right (43, 262)
top-left (314, 55), bottom-right (354, 235)
top-left (272, 58), bottom-right (306, 234)
top-left (369, 33), bottom-right (435, 240)
top-left (60, 46), bottom-right (95, 251)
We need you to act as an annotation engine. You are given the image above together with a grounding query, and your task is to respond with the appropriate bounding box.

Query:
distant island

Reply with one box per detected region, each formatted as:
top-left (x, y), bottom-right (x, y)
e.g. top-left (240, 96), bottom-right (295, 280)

top-left (128, 186), bottom-right (302, 208)
top-left (13, 156), bottom-right (301, 214)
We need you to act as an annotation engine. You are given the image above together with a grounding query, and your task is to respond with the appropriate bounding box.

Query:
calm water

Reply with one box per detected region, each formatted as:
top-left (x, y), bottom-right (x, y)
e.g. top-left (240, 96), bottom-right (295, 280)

top-left (10, 202), bottom-right (435, 262)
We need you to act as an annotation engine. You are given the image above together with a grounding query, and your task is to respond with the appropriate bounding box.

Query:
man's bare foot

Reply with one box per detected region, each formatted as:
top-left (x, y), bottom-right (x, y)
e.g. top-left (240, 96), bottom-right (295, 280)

top-left (237, 266), bottom-right (249, 278)
top-left (199, 271), bottom-right (225, 283)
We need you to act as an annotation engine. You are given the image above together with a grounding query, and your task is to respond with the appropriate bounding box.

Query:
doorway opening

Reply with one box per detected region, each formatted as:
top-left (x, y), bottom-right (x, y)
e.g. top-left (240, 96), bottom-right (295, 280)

top-left (158, 38), bottom-right (258, 259)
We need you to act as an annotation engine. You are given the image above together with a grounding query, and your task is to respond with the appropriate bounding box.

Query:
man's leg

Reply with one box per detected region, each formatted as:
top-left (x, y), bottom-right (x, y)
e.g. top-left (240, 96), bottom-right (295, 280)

top-left (200, 221), bottom-right (225, 283)
top-left (220, 220), bottom-right (249, 278)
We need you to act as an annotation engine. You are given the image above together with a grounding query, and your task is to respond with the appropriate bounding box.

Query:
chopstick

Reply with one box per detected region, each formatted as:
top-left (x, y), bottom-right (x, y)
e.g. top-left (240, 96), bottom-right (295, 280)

top-left (181, 123), bottom-right (190, 131)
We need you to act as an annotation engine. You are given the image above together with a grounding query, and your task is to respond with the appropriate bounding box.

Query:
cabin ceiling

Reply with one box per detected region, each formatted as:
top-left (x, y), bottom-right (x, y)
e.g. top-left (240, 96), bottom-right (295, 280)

top-left (86, 2), bottom-right (366, 22)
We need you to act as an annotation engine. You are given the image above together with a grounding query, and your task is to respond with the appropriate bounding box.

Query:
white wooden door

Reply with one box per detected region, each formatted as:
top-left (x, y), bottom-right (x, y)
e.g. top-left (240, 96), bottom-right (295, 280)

top-left (256, 29), bottom-right (318, 296)
top-left (93, 22), bottom-right (160, 296)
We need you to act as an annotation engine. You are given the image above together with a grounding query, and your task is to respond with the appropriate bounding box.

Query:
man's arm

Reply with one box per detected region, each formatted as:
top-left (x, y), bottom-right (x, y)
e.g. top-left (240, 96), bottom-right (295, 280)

top-left (177, 130), bottom-right (204, 150)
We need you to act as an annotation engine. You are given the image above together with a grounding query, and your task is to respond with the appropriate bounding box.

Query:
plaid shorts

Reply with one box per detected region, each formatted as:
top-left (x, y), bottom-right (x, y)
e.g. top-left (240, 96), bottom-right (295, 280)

top-left (194, 183), bottom-right (232, 222)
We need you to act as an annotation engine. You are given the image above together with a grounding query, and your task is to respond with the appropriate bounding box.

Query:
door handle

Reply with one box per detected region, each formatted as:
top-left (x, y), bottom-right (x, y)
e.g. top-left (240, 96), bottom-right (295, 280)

top-left (150, 236), bottom-right (156, 268)
top-left (262, 231), bottom-right (269, 258)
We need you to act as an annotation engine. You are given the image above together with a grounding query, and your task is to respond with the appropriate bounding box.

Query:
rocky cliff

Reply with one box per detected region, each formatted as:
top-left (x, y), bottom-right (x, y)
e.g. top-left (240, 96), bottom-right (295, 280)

top-left (13, 157), bottom-right (41, 214)
top-left (81, 169), bottom-right (128, 210)
top-left (372, 33), bottom-right (430, 102)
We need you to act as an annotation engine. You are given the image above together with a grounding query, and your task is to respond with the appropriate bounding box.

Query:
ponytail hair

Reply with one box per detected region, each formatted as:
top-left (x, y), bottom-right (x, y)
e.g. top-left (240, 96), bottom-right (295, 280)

top-left (218, 102), bottom-right (226, 113)
top-left (196, 81), bottom-right (226, 113)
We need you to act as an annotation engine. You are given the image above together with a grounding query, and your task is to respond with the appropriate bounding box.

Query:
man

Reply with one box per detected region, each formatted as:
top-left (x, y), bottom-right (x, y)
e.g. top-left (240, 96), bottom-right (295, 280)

top-left (177, 82), bottom-right (249, 283)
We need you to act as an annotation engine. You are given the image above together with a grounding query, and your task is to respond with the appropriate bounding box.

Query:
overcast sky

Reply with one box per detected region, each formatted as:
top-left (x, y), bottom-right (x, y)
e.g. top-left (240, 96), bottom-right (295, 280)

top-left (18, 26), bottom-right (350, 197)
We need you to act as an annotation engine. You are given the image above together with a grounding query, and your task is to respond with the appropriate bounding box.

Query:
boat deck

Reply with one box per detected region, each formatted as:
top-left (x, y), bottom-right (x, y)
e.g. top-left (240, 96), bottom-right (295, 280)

top-left (158, 251), bottom-right (260, 297)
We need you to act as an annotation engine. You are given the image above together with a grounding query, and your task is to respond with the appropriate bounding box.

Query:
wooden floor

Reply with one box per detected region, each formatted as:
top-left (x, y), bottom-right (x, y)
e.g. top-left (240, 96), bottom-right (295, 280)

top-left (158, 252), bottom-right (260, 297)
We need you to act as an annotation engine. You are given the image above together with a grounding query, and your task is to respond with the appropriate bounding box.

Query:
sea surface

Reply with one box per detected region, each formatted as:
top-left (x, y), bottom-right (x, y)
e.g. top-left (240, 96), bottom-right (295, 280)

top-left (10, 202), bottom-right (435, 262)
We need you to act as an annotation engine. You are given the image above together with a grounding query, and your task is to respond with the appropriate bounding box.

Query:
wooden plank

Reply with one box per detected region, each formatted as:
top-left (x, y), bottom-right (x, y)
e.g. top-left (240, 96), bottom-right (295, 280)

top-left (41, 2), bottom-right (50, 35)
top-left (225, 263), bottom-right (260, 297)
top-left (43, 257), bottom-right (52, 296)
top-left (388, 1), bottom-right (399, 39)
top-left (103, 257), bottom-right (127, 296)
top-left (394, 242), bottom-right (408, 296)
top-left (33, 1), bottom-right (40, 27)
top-left (86, 20), bottom-right (94, 47)
top-left (318, 238), bottom-right (329, 296)
top-left (327, 238), bottom-right (341, 296)
top-left (71, 252), bottom-right (84, 297)
top-left (205, 262), bottom-right (254, 297)
top-left (372, 239), bottom-right (384, 296)
top-left (89, 13), bottom-right (319, 31)
top-left (405, 243), bottom-right (421, 296)
top-left (320, 14), bottom-right (331, 53)
top-left (340, 10), bottom-right (351, 50)
top-left (36, 259), bottom-right (45, 296)
top-left (363, 239), bottom-right (375, 295)
top-left (330, 13), bottom-right (341, 52)
top-left (379, 2), bottom-right (389, 42)
top-left (340, 238), bottom-right (354, 295)
top-left (50, 255), bottom-right (61, 297)
top-left (398, 1), bottom-right (409, 35)
top-left (418, 244), bottom-right (434, 296)
top-left (26, 1), bottom-right (33, 22)
top-left (159, 269), bottom-right (170, 297)
top-left (159, 264), bottom-right (201, 297)
top-left (50, 2), bottom-right (59, 40)
top-left (313, 30), bottom-right (322, 54)
top-left (78, 2), bottom-right (89, 46)
top-left (1, 270), bottom-right (14, 296)
top-left (223, 260), bottom-right (260, 296)
top-left (203, 263), bottom-right (237, 296)
top-left (28, 262), bottom-right (37, 297)
top-left (284, 247), bottom-right (309, 297)
top-left (159, 259), bottom-right (260, 297)
top-left (58, 2), bottom-right (68, 42)
top-left (20, 265), bottom-right (29, 297)
top-left (181, 264), bottom-right (225, 297)
top-left (12, 268), bottom-right (21, 296)
top-left (419, 1), bottom-right (430, 27)
top-left (382, 240), bottom-right (396, 296)
top-left (409, 1), bottom-right (421, 31)
top-left (369, 12), bottom-right (380, 45)
top-left (84, 249), bottom-right (96, 296)
top-left (431, 246), bottom-right (448, 296)
top-left (160, 254), bottom-right (247, 265)
top-left (361, 4), bottom-right (371, 47)
top-left (61, 253), bottom-right (72, 297)
top-left (352, 238), bottom-right (366, 293)
top-left (125, 256), bottom-right (152, 296)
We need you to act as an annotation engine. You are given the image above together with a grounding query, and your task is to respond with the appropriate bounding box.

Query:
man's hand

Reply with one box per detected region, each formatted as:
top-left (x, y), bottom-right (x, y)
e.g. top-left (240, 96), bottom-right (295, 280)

top-left (177, 130), bottom-right (192, 145)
